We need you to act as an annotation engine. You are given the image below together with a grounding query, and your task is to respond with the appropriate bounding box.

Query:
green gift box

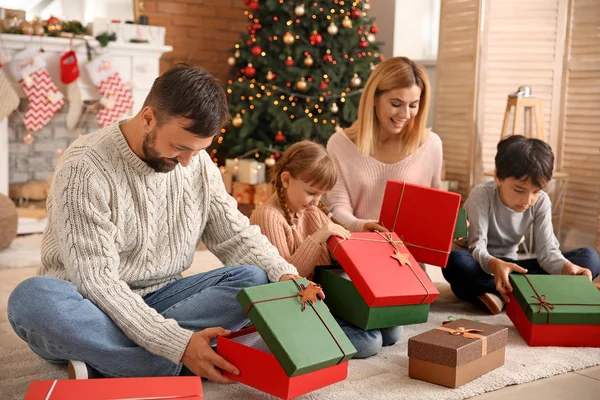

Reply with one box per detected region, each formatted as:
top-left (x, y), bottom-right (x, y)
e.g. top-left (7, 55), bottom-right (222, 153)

top-left (236, 278), bottom-right (357, 377)
top-left (453, 208), bottom-right (468, 239)
top-left (509, 274), bottom-right (600, 325)
top-left (314, 266), bottom-right (432, 330)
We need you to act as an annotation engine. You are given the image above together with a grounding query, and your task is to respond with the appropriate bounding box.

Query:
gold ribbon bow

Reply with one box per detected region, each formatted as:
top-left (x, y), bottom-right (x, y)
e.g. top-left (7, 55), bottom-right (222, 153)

top-left (436, 326), bottom-right (488, 356)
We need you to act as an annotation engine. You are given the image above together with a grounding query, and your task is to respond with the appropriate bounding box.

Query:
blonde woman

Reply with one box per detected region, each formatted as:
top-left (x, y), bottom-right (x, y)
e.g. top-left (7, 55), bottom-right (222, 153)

top-left (326, 57), bottom-right (443, 232)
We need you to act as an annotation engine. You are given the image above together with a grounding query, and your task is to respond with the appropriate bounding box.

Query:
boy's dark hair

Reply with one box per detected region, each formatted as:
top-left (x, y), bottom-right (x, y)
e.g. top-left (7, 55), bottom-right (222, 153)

top-left (495, 135), bottom-right (554, 187)
top-left (142, 63), bottom-right (229, 137)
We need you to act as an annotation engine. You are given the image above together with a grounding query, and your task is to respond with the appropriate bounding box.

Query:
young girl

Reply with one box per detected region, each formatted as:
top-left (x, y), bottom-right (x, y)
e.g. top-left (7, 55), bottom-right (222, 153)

top-left (250, 140), bottom-right (402, 358)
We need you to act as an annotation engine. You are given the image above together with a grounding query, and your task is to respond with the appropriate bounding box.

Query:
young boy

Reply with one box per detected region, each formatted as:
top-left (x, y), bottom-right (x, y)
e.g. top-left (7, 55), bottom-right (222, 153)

top-left (443, 135), bottom-right (600, 314)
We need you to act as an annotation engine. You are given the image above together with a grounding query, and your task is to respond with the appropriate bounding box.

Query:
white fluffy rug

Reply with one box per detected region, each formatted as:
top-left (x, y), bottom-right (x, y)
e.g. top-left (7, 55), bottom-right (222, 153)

top-left (0, 235), bottom-right (43, 269)
top-left (1, 244), bottom-right (599, 400)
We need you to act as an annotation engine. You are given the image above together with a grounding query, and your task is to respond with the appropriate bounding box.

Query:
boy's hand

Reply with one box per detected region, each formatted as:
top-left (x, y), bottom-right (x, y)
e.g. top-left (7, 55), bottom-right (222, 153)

top-left (562, 262), bottom-right (592, 281)
top-left (363, 222), bottom-right (388, 232)
top-left (487, 258), bottom-right (528, 302)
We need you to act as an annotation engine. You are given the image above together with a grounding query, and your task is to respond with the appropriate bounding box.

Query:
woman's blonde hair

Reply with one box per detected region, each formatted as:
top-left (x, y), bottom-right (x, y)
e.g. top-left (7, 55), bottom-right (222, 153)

top-left (345, 56), bottom-right (431, 158)
top-left (271, 140), bottom-right (338, 234)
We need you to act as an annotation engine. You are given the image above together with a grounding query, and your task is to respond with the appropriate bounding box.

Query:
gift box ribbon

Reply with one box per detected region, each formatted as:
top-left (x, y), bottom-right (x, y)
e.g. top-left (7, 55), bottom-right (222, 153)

top-left (244, 279), bottom-right (347, 364)
top-left (43, 379), bottom-right (202, 400)
top-left (331, 232), bottom-right (433, 304)
top-left (436, 326), bottom-right (488, 356)
top-left (522, 274), bottom-right (600, 324)
top-left (382, 181), bottom-right (451, 256)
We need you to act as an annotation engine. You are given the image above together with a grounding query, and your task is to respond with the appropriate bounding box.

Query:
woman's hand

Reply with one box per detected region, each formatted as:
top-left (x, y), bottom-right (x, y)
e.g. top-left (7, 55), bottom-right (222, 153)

top-left (362, 222), bottom-right (388, 232)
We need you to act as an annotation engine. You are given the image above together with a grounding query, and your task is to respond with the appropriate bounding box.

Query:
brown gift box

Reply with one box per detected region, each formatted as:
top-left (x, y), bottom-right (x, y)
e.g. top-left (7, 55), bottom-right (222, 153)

top-left (253, 183), bottom-right (274, 206)
top-left (221, 171), bottom-right (233, 194)
top-left (233, 182), bottom-right (255, 205)
top-left (408, 319), bottom-right (508, 388)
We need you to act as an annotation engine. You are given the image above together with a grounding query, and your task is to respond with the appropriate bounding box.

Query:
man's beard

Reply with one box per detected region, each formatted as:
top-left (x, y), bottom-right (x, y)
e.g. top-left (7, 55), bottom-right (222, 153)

top-left (142, 129), bottom-right (179, 173)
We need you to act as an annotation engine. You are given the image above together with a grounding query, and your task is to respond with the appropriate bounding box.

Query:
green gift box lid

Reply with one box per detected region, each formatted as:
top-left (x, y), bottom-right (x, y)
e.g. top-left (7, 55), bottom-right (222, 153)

top-left (510, 274), bottom-right (600, 325)
top-left (453, 208), bottom-right (468, 239)
top-left (236, 278), bottom-right (357, 377)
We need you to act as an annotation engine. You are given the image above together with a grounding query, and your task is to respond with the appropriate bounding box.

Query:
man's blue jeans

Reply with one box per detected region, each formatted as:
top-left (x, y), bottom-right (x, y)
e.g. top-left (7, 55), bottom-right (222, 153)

top-left (7, 265), bottom-right (268, 378)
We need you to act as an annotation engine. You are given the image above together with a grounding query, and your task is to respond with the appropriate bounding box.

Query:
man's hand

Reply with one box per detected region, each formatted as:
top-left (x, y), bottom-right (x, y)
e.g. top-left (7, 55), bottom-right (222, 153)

top-left (363, 222), bottom-right (388, 232)
top-left (181, 328), bottom-right (239, 384)
top-left (279, 274), bottom-right (325, 300)
top-left (562, 262), bottom-right (592, 281)
top-left (487, 258), bottom-right (528, 303)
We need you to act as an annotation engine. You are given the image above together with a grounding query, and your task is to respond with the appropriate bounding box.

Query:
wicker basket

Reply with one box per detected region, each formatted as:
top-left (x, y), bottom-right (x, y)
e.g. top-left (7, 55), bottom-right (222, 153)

top-left (0, 194), bottom-right (18, 250)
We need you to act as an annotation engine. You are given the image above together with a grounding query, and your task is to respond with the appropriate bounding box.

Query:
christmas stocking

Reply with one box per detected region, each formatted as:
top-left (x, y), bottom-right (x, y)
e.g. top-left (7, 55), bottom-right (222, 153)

top-left (85, 56), bottom-right (133, 127)
top-left (0, 64), bottom-right (20, 120)
top-left (60, 50), bottom-right (83, 131)
top-left (18, 56), bottom-right (65, 132)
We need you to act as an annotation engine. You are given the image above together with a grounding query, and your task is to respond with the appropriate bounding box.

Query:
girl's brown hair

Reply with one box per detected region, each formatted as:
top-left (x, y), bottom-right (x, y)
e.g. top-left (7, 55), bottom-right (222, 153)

top-left (271, 141), bottom-right (338, 235)
top-left (345, 56), bottom-right (431, 158)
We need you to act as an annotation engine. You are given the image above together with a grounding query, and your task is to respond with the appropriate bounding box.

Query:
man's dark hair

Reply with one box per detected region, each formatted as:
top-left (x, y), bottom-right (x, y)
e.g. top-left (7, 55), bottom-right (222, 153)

top-left (495, 135), bottom-right (554, 188)
top-left (143, 63), bottom-right (229, 137)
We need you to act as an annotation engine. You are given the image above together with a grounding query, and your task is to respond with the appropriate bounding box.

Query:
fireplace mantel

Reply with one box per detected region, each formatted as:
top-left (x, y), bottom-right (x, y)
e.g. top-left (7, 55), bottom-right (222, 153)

top-left (0, 33), bottom-right (172, 197)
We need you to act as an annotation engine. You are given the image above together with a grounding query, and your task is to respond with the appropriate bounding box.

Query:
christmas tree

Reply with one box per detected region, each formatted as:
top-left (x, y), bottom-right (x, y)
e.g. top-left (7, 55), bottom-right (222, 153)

top-left (213, 0), bottom-right (382, 164)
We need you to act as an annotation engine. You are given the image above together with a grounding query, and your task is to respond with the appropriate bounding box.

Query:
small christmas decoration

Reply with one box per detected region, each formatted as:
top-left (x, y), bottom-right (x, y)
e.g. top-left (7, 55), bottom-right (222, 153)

top-left (228, 56), bottom-right (236, 66)
top-left (351, 9), bottom-right (361, 19)
top-left (296, 77), bottom-right (308, 91)
top-left (367, 33), bottom-right (376, 43)
top-left (245, 63), bottom-right (256, 77)
top-left (323, 50), bottom-right (333, 63)
top-left (359, 39), bottom-right (368, 48)
top-left (266, 71), bottom-right (275, 81)
top-left (304, 54), bottom-right (314, 67)
top-left (294, 4), bottom-right (306, 17)
top-left (265, 155), bottom-right (276, 167)
top-left (330, 103), bottom-right (339, 114)
top-left (350, 73), bottom-right (362, 87)
top-left (310, 31), bottom-right (322, 45)
top-left (327, 22), bottom-right (338, 36)
top-left (251, 46), bottom-right (262, 56)
top-left (320, 81), bottom-right (328, 91)
top-left (342, 16), bottom-right (352, 28)
top-left (249, 0), bottom-right (260, 13)
top-left (283, 32), bottom-right (295, 45)
top-left (285, 56), bottom-right (295, 67)
top-left (275, 131), bottom-right (285, 142)
top-left (370, 25), bottom-right (379, 34)
top-left (232, 113), bottom-right (243, 128)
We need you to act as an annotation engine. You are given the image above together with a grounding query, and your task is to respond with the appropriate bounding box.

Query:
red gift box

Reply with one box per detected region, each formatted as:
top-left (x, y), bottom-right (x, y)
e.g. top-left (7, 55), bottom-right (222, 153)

top-left (328, 232), bottom-right (439, 307)
top-left (24, 376), bottom-right (202, 399)
top-left (506, 292), bottom-right (600, 347)
top-left (217, 327), bottom-right (348, 400)
top-left (379, 180), bottom-right (461, 267)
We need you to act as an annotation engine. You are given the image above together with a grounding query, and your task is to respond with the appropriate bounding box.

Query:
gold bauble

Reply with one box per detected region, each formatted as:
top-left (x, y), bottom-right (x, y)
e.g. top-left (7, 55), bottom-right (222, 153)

top-left (283, 32), bottom-right (295, 45)
top-left (234, 50), bottom-right (241, 58)
top-left (19, 21), bottom-right (34, 35)
top-left (232, 113), bottom-right (243, 128)
top-left (365, 3), bottom-right (371, 11)
top-left (296, 78), bottom-right (308, 91)
top-left (304, 55), bottom-right (314, 67)
top-left (264, 155), bottom-right (276, 167)
top-left (350, 73), bottom-right (362, 88)
top-left (367, 33), bottom-right (376, 43)
top-left (266, 71), bottom-right (274, 81)
top-left (227, 56), bottom-right (236, 66)
top-left (330, 103), bottom-right (339, 114)
top-left (327, 22), bottom-right (338, 36)
top-left (32, 21), bottom-right (45, 36)
top-left (294, 4), bottom-right (306, 17)
top-left (342, 16), bottom-right (352, 29)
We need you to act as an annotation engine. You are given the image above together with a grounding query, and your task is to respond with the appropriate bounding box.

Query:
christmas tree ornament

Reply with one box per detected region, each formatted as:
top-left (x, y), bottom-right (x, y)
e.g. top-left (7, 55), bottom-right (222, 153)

top-left (19, 21), bottom-right (34, 35)
top-left (46, 16), bottom-right (62, 33)
top-left (32, 21), bottom-right (45, 36)
top-left (275, 131), bottom-right (285, 142)
top-left (350, 73), bottom-right (362, 87)
top-left (266, 70), bottom-right (275, 81)
top-left (17, 55), bottom-right (65, 132)
top-left (251, 46), bottom-right (262, 56)
top-left (232, 113), bottom-right (243, 128)
top-left (285, 56), bottom-right (294, 67)
top-left (370, 62), bottom-right (376, 71)
top-left (85, 56), bottom-right (134, 127)
top-left (228, 56), bottom-right (236, 66)
top-left (283, 32), bottom-right (295, 45)
top-left (60, 50), bottom-right (84, 130)
top-left (330, 103), bottom-right (339, 114)
top-left (264, 155), bottom-right (276, 167)
top-left (319, 81), bottom-right (328, 91)
top-left (245, 63), bottom-right (256, 78)
top-left (364, 2), bottom-right (371, 10)
top-left (322, 50), bottom-right (333, 63)
top-left (249, 0), bottom-right (259, 13)
top-left (351, 9), bottom-right (361, 19)
top-left (367, 33), bottom-right (376, 43)
top-left (296, 77), bottom-right (308, 91)
top-left (310, 31), bottom-right (322, 45)
top-left (234, 49), bottom-right (241, 58)
top-left (0, 65), bottom-right (19, 120)
top-left (294, 4), bottom-right (306, 17)
top-left (359, 39), bottom-right (368, 48)
top-left (342, 16), bottom-right (352, 28)
top-left (327, 22), bottom-right (338, 36)
top-left (370, 25), bottom-right (379, 34)
top-left (253, 23), bottom-right (262, 31)
top-left (304, 54), bottom-right (314, 67)
top-left (243, 0), bottom-right (251, 5)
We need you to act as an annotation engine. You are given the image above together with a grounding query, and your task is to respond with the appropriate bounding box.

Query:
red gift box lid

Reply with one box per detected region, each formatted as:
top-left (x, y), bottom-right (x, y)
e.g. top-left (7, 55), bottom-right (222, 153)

top-left (328, 232), bottom-right (439, 307)
top-left (24, 376), bottom-right (202, 400)
top-left (379, 180), bottom-right (461, 267)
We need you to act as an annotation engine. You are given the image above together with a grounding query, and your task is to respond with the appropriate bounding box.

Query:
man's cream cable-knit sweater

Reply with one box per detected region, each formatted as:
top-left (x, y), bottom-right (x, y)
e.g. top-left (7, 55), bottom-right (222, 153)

top-left (39, 121), bottom-right (298, 365)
